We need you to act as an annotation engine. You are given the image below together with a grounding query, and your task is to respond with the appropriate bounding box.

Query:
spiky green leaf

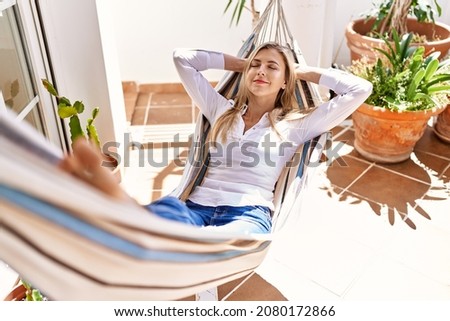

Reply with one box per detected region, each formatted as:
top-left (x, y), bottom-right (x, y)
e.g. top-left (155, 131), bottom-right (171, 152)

top-left (31, 289), bottom-right (44, 301)
top-left (224, 0), bottom-right (247, 26)
top-left (426, 74), bottom-right (450, 87)
top-left (434, 0), bottom-right (442, 16)
top-left (407, 68), bottom-right (425, 100)
top-left (86, 124), bottom-right (100, 149)
top-left (69, 115), bottom-right (85, 143)
top-left (41, 79), bottom-right (58, 97)
top-left (86, 107), bottom-right (100, 148)
top-left (423, 58), bottom-right (439, 82)
top-left (73, 100), bottom-right (84, 114)
top-left (426, 85), bottom-right (450, 94)
top-left (399, 33), bottom-right (414, 62)
top-left (58, 106), bottom-right (77, 118)
top-left (91, 106), bottom-right (100, 120)
top-left (59, 96), bottom-right (71, 106)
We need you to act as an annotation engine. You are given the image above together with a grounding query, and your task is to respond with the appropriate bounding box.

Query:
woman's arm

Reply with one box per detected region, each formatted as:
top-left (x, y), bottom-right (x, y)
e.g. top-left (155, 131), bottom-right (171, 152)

top-left (173, 49), bottom-right (235, 123)
top-left (223, 53), bottom-right (246, 72)
top-left (294, 64), bottom-right (327, 84)
top-left (287, 66), bottom-right (372, 143)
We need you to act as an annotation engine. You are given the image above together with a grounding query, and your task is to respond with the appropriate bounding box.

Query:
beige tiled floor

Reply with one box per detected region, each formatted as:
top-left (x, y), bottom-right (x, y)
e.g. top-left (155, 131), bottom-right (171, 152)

top-left (1, 84), bottom-right (449, 301)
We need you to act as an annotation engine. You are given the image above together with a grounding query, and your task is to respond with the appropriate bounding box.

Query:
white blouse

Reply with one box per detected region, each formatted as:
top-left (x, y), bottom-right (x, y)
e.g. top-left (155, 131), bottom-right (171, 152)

top-left (173, 49), bottom-right (372, 210)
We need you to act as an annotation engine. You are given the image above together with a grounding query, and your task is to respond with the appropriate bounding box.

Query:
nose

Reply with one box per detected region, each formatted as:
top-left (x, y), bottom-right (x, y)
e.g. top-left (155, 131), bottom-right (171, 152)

top-left (257, 67), bottom-right (266, 76)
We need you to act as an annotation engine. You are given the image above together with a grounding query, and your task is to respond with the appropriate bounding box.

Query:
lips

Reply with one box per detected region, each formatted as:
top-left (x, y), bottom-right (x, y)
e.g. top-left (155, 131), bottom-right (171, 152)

top-left (253, 79), bottom-right (269, 84)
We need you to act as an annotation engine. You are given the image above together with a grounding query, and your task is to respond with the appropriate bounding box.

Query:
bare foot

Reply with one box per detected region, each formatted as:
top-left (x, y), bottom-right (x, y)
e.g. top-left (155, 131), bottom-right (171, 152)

top-left (59, 138), bottom-right (131, 202)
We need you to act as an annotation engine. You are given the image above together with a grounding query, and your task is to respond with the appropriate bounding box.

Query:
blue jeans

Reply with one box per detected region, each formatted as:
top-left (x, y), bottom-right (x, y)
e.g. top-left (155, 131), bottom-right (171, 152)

top-left (144, 196), bottom-right (272, 234)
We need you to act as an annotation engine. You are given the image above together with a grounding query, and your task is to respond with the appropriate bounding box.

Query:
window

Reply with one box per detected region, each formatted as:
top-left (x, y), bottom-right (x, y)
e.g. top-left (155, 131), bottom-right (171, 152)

top-left (0, 0), bottom-right (65, 150)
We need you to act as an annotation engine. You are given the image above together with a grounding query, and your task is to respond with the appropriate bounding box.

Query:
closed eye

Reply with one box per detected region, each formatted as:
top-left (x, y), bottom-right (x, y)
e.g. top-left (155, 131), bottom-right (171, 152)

top-left (250, 63), bottom-right (278, 70)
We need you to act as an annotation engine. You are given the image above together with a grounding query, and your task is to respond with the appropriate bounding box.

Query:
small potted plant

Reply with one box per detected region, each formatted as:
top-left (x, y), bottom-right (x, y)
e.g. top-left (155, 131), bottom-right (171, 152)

top-left (433, 52), bottom-right (450, 143)
top-left (347, 30), bottom-right (450, 163)
top-left (434, 104), bottom-right (450, 142)
top-left (345, 0), bottom-right (450, 62)
top-left (3, 279), bottom-right (46, 301)
top-left (42, 79), bottom-right (101, 148)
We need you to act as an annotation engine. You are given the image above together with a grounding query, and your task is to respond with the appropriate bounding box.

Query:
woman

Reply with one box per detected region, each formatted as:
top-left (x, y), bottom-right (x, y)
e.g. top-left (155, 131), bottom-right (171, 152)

top-left (62, 42), bottom-right (372, 234)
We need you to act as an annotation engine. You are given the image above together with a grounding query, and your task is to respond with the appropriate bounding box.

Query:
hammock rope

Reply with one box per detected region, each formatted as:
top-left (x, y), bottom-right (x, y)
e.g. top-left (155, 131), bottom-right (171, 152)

top-left (172, 0), bottom-right (328, 232)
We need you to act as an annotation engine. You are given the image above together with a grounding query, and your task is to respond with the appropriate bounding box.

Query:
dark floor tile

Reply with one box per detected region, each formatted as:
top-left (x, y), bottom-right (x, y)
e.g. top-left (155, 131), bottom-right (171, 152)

top-left (325, 155), bottom-right (371, 190)
top-left (124, 91), bottom-right (138, 122)
top-left (136, 93), bottom-right (151, 108)
top-left (347, 166), bottom-right (430, 221)
top-left (223, 274), bottom-right (287, 301)
top-left (146, 106), bottom-right (193, 124)
top-left (217, 276), bottom-right (247, 300)
top-left (414, 127), bottom-right (450, 160)
top-left (333, 127), bottom-right (355, 144)
top-left (443, 166), bottom-right (450, 182)
top-left (377, 150), bottom-right (450, 182)
top-left (131, 107), bottom-right (148, 125)
top-left (330, 126), bottom-right (346, 137)
top-left (139, 82), bottom-right (217, 94)
top-left (122, 81), bottom-right (138, 93)
top-left (139, 83), bottom-right (186, 94)
top-left (176, 274), bottom-right (285, 301)
top-left (150, 93), bottom-right (192, 107)
top-left (331, 128), bottom-right (372, 161)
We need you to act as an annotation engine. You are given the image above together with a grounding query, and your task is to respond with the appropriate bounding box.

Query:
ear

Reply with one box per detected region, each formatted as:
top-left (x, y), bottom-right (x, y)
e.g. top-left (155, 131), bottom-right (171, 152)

top-left (281, 82), bottom-right (286, 90)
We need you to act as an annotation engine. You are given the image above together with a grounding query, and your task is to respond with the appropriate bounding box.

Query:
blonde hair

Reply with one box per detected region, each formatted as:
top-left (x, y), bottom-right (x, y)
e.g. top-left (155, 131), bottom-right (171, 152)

top-left (210, 42), bottom-right (307, 144)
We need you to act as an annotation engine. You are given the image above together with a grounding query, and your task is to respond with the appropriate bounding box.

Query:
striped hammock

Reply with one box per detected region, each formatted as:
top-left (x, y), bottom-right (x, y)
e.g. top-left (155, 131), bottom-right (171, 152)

top-left (0, 0), bottom-right (330, 300)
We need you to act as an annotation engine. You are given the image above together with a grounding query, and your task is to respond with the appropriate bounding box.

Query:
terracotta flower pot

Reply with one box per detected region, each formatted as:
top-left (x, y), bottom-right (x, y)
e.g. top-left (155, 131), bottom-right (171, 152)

top-left (3, 284), bottom-right (26, 301)
top-left (345, 18), bottom-right (450, 63)
top-left (352, 103), bottom-right (446, 163)
top-left (434, 105), bottom-right (450, 143)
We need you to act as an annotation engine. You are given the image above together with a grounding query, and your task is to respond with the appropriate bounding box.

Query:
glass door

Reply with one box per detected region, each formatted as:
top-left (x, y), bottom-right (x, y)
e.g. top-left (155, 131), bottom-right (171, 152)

top-left (0, 0), bottom-right (66, 150)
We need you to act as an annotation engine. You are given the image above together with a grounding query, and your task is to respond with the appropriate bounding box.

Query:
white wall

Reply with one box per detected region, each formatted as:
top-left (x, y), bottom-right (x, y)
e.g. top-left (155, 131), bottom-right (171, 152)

top-left (333, 0), bottom-right (374, 67)
top-left (283, 0), bottom-right (336, 68)
top-left (111, 0), bottom-right (450, 84)
top-left (110, 0), bottom-right (253, 83)
top-left (39, 0), bottom-right (126, 175)
top-left (111, 0), bottom-right (345, 84)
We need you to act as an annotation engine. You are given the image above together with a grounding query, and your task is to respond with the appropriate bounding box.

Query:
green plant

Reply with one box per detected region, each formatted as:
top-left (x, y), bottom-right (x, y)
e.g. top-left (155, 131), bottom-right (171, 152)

top-left (223, 0), bottom-right (259, 27)
top-left (42, 79), bottom-right (100, 148)
top-left (21, 280), bottom-right (46, 301)
top-left (348, 30), bottom-right (450, 111)
top-left (362, 0), bottom-right (442, 40)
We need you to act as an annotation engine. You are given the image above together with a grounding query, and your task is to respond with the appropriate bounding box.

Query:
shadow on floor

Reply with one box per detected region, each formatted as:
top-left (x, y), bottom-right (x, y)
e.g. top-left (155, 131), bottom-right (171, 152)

top-left (322, 126), bottom-right (450, 230)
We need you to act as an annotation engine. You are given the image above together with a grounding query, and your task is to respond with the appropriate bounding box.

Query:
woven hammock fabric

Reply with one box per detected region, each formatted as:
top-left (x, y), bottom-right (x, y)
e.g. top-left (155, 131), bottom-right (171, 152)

top-left (0, 0), bottom-right (329, 300)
